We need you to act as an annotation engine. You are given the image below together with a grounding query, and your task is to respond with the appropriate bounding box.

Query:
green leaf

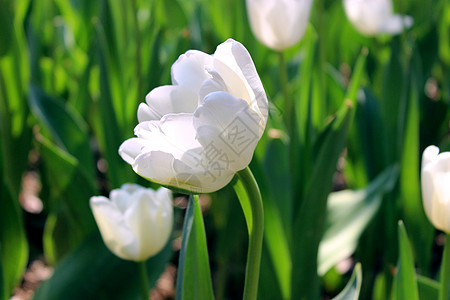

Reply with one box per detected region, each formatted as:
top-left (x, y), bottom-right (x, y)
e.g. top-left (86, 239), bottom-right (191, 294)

top-left (250, 158), bottom-right (291, 300)
top-left (438, 1), bottom-right (450, 65)
top-left (38, 135), bottom-right (97, 263)
top-left (93, 16), bottom-right (136, 187)
top-left (399, 65), bottom-right (433, 271)
top-left (28, 84), bottom-right (96, 185)
top-left (332, 263), bottom-right (362, 300)
top-left (0, 180), bottom-right (28, 300)
top-left (0, 255), bottom-right (4, 300)
top-left (176, 196), bottom-right (214, 300)
top-left (291, 100), bottom-right (353, 300)
top-left (0, 0), bottom-right (13, 56)
top-left (394, 221), bottom-right (419, 300)
top-left (295, 25), bottom-right (317, 144)
top-left (209, 186), bottom-right (248, 300)
top-left (233, 177), bottom-right (253, 235)
top-left (263, 137), bottom-right (292, 231)
top-left (344, 48), bottom-right (368, 107)
top-left (417, 275), bottom-right (439, 300)
top-left (33, 233), bottom-right (172, 300)
top-left (155, 0), bottom-right (187, 30)
top-left (318, 165), bottom-right (398, 275)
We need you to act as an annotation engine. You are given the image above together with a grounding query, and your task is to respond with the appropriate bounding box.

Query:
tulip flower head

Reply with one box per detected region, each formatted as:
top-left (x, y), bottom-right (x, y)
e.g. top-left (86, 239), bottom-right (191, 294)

top-left (343, 0), bottom-right (413, 36)
top-left (119, 39), bottom-right (268, 194)
top-left (421, 146), bottom-right (450, 233)
top-left (90, 184), bottom-right (173, 261)
top-left (246, 0), bottom-right (313, 51)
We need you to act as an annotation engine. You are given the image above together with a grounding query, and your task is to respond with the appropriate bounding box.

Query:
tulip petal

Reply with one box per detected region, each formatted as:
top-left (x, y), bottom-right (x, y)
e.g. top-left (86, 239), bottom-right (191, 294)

top-left (138, 85), bottom-right (199, 122)
top-left (118, 138), bottom-right (149, 165)
top-left (194, 91), bottom-right (261, 171)
top-left (90, 196), bottom-right (139, 260)
top-left (171, 50), bottom-right (213, 93)
top-left (422, 146), bottom-right (450, 232)
top-left (134, 114), bottom-right (201, 159)
top-left (246, 0), bottom-right (312, 50)
top-left (134, 150), bottom-right (235, 194)
top-left (344, 0), bottom-right (412, 36)
top-left (123, 190), bottom-right (173, 260)
top-left (380, 15), bottom-right (413, 34)
top-left (214, 39), bottom-right (268, 124)
top-left (121, 113), bottom-right (235, 193)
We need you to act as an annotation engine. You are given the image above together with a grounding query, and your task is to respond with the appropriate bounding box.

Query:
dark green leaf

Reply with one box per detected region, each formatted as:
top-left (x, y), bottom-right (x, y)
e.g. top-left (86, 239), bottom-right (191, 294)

top-left (332, 263), bottom-right (362, 300)
top-left (399, 64), bottom-right (433, 271)
top-left (417, 275), bottom-right (439, 300)
top-left (33, 233), bottom-right (172, 300)
top-left (29, 84), bottom-right (96, 185)
top-left (0, 0), bottom-right (13, 55)
top-left (291, 100), bottom-right (353, 300)
top-left (250, 158), bottom-right (291, 300)
top-left (395, 221), bottom-right (419, 300)
top-left (0, 180), bottom-right (28, 300)
top-left (176, 196), bottom-right (214, 300)
top-left (38, 135), bottom-right (97, 262)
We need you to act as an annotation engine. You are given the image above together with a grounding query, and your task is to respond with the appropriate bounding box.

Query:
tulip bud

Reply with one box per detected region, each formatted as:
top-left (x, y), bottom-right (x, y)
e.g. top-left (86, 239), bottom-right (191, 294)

top-left (246, 0), bottom-right (313, 51)
top-left (90, 184), bottom-right (173, 261)
top-left (119, 39), bottom-right (268, 194)
top-left (421, 146), bottom-right (450, 232)
top-left (343, 0), bottom-right (413, 36)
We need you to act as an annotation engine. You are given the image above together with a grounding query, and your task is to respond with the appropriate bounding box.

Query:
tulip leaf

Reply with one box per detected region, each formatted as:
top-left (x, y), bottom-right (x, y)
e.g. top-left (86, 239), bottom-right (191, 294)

top-left (0, 180), bottom-right (28, 300)
top-left (176, 196), bottom-right (215, 300)
top-left (33, 233), bottom-right (172, 300)
top-left (0, 256), bottom-right (4, 300)
top-left (344, 48), bottom-right (368, 107)
top-left (38, 135), bottom-right (97, 263)
top-left (28, 84), bottom-right (96, 185)
top-left (209, 186), bottom-right (248, 300)
top-left (394, 221), bottom-right (419, 300)
top-left (332, 263), bottom-right (362, 300)
top-left (291, 100), bottom-right (352, 300)
top-left (263, 137), bottom-right (292, 231)
top-left (318, 165), bottom-right (398, 275)
top-left (399, 66), bottom-right (433, 271)
top-left (417, 275), bottom-right (439, 300)
top-left (233, 178), bottom-right (252, 235)
top-left (94, 16), bottom-right (137, 188)
top-left (249, 159), bottom-right (291, 300)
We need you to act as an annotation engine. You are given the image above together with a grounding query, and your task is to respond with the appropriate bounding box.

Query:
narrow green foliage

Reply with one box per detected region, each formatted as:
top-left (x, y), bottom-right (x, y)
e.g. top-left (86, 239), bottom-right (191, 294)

top-left (332, 263), bottom-right (362, 300)
top-left (176, 196), bottom-right (215, 300)
top-left (394, 221), bottom-right (419, 300)
top-left (34, 233), bottom-right (172, 300)
top-left (291, 100), bottom-right (353, 300)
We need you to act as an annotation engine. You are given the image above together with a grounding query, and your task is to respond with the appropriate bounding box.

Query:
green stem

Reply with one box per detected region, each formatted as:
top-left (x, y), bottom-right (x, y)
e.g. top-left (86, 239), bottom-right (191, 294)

top-left (236, 167), bottom-right (264, 300)
top-left (439, 234), bottom-right (450, 300)
top-left (279, 51), bottom-right (299, 217)
top-left (278, 51), bottom-right (292, 129)
top-left (138, 261), bottom-right (150, 300)
top-left (316, 0), bottom-right (326, 97)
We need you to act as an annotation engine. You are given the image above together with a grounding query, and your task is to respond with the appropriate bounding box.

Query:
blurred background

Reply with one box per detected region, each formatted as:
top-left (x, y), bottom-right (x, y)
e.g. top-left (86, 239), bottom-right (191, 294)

top-left (0, 0), bottom-right (449, 299)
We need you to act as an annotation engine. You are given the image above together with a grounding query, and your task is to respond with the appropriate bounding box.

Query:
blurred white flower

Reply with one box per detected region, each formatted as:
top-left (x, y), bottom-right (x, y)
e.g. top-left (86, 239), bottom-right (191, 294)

top-left (343, 0), bottom-right (413, 36)
top-left (90, 184), bottom-right (173, 261)
top-left (119, 39), bottom-right (268, 194)
top-left (246, 0), bottom-right (313, 51)
top-left (421, 146), bottom-right (450, 232)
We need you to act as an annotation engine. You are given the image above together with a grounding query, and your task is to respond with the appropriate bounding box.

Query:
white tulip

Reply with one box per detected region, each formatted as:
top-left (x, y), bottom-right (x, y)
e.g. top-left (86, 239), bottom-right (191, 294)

top-left (90, 184), bottom-right (173, 261)
top-left (421, 146), bottom-right (450, 232)
top-left (119, 39), bottom-right (268, 194)
top-left (246, 0), bottom-right (313, 51)
top-left (343, 0), bottom-right (413, 36)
